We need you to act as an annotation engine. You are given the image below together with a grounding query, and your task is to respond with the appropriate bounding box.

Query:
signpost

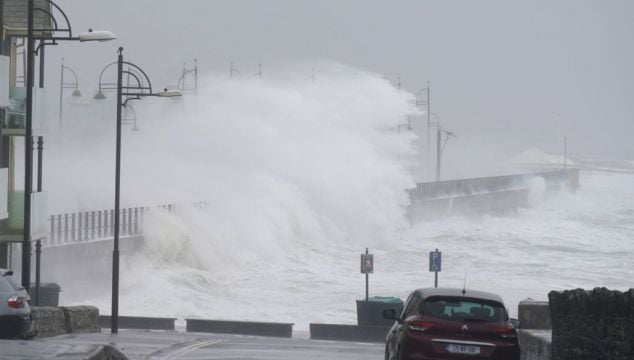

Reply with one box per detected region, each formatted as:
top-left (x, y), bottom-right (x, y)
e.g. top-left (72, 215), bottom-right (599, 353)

top-left (429, 249), bottom-right (441, 287)
top-left (360, 248), bottom-right (373, 301)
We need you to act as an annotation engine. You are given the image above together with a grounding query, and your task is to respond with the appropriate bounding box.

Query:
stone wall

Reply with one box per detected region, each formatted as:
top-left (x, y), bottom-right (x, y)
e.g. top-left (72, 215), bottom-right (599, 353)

top-left (31, 305), bottom-right (100, 338)
top-left (549, 287), bottom-right (633, 360)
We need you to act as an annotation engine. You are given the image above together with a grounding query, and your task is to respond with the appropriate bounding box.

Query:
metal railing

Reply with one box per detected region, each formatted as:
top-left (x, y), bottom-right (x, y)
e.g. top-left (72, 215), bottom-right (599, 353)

top-left (43, 201), bottom-right (207, 247)
top-left (408, 168), bottom-right (580, 201)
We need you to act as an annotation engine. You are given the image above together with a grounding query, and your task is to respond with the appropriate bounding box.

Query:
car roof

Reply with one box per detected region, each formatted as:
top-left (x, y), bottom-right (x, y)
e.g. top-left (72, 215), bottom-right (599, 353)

top-left (414, 287), bottom-right (505, 304)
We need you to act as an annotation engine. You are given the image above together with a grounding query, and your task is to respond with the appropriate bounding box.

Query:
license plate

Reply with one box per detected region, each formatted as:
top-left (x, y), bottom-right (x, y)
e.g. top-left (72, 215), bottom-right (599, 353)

top-left (446, 344), bottom-right (480, 354)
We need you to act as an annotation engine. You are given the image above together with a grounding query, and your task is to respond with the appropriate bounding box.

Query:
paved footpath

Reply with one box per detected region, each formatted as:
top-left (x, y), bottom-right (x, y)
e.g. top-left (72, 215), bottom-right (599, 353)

top-left (0, 330), bottom-right (384, 359)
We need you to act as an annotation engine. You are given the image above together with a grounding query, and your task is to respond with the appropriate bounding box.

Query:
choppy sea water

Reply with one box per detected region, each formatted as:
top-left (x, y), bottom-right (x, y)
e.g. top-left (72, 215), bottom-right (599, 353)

top-left (74, 171), bottom-right (633, 329)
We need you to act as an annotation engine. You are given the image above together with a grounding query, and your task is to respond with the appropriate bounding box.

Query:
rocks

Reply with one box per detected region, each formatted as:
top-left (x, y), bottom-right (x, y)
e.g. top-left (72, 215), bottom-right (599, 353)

top-left (549, 287), bottom-right (634, 360)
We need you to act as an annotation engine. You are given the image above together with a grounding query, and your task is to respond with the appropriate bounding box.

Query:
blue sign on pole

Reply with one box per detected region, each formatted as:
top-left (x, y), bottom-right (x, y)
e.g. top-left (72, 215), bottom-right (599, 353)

top-left (429, 250), bottom-right (442, 272)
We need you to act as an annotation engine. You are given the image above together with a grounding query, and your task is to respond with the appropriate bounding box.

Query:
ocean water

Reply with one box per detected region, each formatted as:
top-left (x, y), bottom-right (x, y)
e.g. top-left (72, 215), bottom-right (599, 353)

top-left (70, 171), bottom-right (633, 330)
top-left (51, 65), bottom-right (634, 329)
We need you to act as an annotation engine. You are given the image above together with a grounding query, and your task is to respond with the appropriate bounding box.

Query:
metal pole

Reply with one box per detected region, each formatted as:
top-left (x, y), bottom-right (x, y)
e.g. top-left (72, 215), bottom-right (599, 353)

top-left (436, 127), bottom-right (441, 181)
top-left (434, 272), bottom-right (438, 288)
top-left (35, 41), bottom-right (45, 302)
top-left (111, 47), bottom-right (123, 334)
top-left (564, 137), bottom-right (567, 169)
top-left (36, 137), bottom-right (42, 199)
top-left (426, 82), bottom-right (430, 162)
top-left (194, 59), bottom-right (198, 93)
top-left (22, 0), bottom-right (34, 290)
top-left (365, 248), bottom-right (369, 301)
top-left (34, 240), bottom-right (41, 305)
top-left (58, 58), bottom-right (63, 129)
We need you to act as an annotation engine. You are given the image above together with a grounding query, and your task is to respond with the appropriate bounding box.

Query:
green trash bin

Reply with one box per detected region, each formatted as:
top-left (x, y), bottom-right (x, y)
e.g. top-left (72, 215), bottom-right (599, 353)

top-left (356, 296), bottom-right (403, 326)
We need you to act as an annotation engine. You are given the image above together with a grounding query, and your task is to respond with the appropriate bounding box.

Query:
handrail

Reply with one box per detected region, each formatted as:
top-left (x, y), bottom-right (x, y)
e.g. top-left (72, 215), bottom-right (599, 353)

top-left (408, 168), bottom-right (579, 201)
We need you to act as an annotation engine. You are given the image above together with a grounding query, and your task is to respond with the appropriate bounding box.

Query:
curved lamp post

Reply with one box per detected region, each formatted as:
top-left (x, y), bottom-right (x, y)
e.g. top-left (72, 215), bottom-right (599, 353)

top-left (230, 61), bottom-right (241, 79)
top-left (58, 58), bottom-right (81, 128)
top-left (177, 59), bottom-right (198, 93)
top-left (102, 47), bottom-right (181, 334)
top-left (429, 112), bottom-right (455, 181)
top-left (122, 104), bottom-right (139, 131)
top-left (23, 0), bottom-right (115, 291)
top-left (416, 83), bottom-right (433, 156)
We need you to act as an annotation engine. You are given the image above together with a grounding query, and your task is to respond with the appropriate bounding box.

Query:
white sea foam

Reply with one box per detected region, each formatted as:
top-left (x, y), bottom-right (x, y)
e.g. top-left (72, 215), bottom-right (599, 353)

top-left (51, 65), bottom-right (634, 330)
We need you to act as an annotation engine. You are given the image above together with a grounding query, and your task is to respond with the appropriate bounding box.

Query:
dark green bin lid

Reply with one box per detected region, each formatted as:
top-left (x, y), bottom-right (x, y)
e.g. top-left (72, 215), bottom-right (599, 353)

top-left (366, 296), bottom-right (403, 304)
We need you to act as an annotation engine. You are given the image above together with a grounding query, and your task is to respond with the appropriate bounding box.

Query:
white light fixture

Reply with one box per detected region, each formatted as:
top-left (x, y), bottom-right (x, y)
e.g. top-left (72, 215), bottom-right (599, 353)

top-left (156, 88), bottom-right (183, 98)
top-left (78, 29), bottom-right (117, 42)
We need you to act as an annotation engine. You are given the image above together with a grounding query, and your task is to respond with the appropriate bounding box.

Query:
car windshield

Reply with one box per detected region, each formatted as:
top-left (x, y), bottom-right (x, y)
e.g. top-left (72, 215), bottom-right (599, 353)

top-left (420, 296), bottom-right (507, 323)
top-left (2, 275), bottom-right (24, 291)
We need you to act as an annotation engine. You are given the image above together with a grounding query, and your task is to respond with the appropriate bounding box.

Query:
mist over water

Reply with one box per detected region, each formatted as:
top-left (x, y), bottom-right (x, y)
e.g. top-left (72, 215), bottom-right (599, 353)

top-left (49, 64), bottom-right (634, 330)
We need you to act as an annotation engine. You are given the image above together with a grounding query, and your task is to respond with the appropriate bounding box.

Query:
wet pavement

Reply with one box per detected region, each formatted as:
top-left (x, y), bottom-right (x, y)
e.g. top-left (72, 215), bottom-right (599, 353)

top-left (0, 330), bottom-right (384, 359)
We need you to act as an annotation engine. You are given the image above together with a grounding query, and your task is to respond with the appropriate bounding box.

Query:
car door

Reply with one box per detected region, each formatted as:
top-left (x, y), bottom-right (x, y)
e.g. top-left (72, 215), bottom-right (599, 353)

top-left (391, 293), bottom-right (422, 357)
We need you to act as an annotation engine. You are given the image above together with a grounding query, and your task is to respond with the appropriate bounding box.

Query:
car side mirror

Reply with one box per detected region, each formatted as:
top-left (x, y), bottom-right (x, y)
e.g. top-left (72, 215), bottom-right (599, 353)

top-left (509, 318), bottom-right (520, 329)
top-left (383, 309), bottom-right (400, 322)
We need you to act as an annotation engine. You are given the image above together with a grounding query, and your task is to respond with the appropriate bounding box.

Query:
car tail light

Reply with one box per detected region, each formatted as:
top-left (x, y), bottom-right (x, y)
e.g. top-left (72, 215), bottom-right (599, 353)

top-left (7, 294), bottom-right (25, 309)
top-left (408, 320), bottom-right (435, 332)
top-left (492, 323), bottom-right (517, 339)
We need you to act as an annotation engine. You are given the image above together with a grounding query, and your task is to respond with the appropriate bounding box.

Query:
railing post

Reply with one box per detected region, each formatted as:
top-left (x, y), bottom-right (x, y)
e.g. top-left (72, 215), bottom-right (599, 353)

top-left (134, 208), bottom-right (139, 234)
top-left (77, 213), bottom-right (83, 241)
top-left (64, 214), bottom-right (68, 242)
top-left (97, 211), bottom-right (102, 238)
top-left (50, 216), bottom-right (55, 244)
top-left (91, 211), bottom-right (96, 240)
top-left (127, 207), bottom-right (132, 235)
top-left (85, 212), bottom-right (89, 240)
top-left (122, 209), bottom-right (127, 236)
top-left (110, 210), bottom-right (114, 237)
top-left (71, 214), bottom-right (76, 242)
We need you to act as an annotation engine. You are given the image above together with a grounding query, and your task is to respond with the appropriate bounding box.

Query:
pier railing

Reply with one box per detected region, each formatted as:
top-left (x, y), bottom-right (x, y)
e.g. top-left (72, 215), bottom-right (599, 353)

top-left (408, 168), bottom-right (579, 201)
top-left (43, 201), bottom-right (207, 247)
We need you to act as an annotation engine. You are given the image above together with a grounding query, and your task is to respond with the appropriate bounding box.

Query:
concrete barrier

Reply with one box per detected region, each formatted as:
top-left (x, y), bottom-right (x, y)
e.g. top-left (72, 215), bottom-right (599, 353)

top-left (518, 300), bottom-right (551, 329)
top-left (519, 330), bottom-right (552, 360)
top-left (186, 319), bottom-right (293, 338)
top-left (309, 323), bottom-right (389, 343)
top-left (99, 315), bottom-right (176, 331)
top-left (31, 305), bottom-right (100, 338)
top-left (31, 307), bottom-right (66, 338)
top-left (63, 306), bottom-right (99, 333)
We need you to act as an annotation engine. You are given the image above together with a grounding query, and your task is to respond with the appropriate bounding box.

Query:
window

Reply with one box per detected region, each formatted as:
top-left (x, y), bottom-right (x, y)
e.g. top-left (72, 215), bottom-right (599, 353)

top-left (0, 277), bottom-right (15, 293)
top-left (420, 296), bottom-right (507, 323)
top-left (2, 275), bottom-right (24, 291)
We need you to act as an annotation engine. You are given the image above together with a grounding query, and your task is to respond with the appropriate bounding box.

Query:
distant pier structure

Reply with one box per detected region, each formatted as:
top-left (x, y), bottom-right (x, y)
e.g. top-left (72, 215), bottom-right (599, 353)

top-left (407, 168), bottom-right (580, 220)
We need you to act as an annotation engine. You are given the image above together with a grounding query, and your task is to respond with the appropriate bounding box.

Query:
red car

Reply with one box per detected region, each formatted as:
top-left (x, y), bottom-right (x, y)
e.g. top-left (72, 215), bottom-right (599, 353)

top-left (383, 288), bottom-right (520, 360)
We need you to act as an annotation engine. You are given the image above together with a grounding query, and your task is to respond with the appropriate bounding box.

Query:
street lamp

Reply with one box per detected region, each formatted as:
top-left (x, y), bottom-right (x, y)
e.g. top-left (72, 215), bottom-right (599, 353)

top-left (105, 47), bottom-right (181, 334)
top-left (58, 58), bottom-right (82, 129)
top-left (416, 83), bottom-right (435, 157)
top-left (122, 104), bottom-right (139, 131)
top-left (177, 59), bottom-right (198, 93)
top-left (23, 0), bottom-right (115, 289)
top-left (230, 61), bottom-right (241, 79)
top-left (430, 112), bottom-right (456, 181)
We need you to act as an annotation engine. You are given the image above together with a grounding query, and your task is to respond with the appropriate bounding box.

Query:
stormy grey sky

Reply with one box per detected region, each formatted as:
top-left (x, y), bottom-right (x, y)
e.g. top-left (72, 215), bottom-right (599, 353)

top-left (49, 0), bottom-right (634, 159)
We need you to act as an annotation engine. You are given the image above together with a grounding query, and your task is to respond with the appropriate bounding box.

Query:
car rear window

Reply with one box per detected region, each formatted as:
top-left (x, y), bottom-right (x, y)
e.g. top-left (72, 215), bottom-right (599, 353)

top-left (3, 275), bottom-right (24, 291)
top-left (419, 296), bottom-right (507, 323)
top-left (0, 276), bottom-right (15, 293)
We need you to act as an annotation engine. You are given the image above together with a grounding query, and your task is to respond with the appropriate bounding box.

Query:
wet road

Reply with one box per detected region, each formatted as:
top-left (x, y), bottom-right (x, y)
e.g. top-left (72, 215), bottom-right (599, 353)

top-left (0, 330), bottom-right (384, 359)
